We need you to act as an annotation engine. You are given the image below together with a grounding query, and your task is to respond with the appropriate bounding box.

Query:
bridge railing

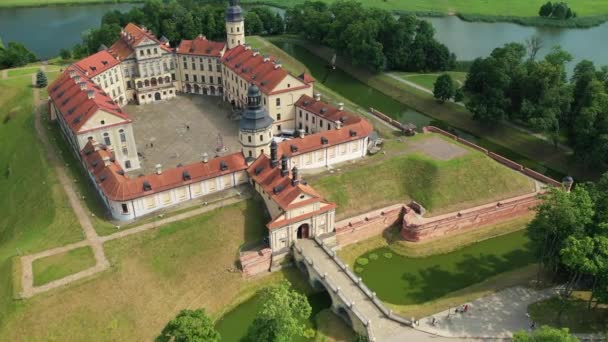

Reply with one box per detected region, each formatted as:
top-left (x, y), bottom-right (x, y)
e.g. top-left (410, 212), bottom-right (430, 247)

top-left (311, 238), bottom-right (414, 328)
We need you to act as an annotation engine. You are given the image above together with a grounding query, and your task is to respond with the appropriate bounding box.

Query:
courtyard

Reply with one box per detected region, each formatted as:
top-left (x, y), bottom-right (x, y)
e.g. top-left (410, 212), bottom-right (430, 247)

top-left (126, 94), bottom-right (241, 175)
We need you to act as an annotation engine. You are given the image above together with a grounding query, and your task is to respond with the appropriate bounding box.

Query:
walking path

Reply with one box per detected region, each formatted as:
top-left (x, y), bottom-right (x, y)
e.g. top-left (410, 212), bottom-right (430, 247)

top-left (386, 72), bottom-right (573, 152)
top-left (20, 76), bottom-right (249, 298)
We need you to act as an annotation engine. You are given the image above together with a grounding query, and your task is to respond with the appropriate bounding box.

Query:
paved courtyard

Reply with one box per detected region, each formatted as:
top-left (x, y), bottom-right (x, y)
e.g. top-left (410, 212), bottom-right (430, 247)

top-left (126, 95), bottom-right (241, 174)
top-left (405, 135), bottom-right (469, 161)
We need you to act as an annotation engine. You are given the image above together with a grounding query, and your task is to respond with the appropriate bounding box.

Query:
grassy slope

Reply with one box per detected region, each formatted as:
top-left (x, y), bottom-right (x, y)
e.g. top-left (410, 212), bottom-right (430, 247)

top-left (243, 0), bottom-right (608, 17)
top-left (32, 246), bottom-right (96, 286)
top-left (0, 74), bottom-right (82, 327)
top-left (395, 72), bottom-right (468, 91)
top-left (0, 200), bottom-right (302, 340)
top-left (310, 134), bottom-right (535, 220)
top-left (270, 36), bottom-right (582, 179)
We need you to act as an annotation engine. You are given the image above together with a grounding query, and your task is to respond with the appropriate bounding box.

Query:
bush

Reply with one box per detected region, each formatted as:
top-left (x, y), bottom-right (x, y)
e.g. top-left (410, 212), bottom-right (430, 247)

top-left (355, 267), bottom-right (364, 273)
top-left (356, 258), bottom-right (369, 266)
top-left (369, 253), bottom-right (379, 261)
top-left (383, 252), bottom-right (393, 259)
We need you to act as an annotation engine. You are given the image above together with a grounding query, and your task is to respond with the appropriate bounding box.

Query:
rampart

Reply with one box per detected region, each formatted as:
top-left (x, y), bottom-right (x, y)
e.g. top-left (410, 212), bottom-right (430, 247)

top-left (334, 204), bottom-right (405, 247)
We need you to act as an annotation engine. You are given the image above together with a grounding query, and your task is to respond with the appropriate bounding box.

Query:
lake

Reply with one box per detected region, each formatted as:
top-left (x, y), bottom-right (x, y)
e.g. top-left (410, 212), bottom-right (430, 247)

top-left (0, 3), bottom-right (139, 59)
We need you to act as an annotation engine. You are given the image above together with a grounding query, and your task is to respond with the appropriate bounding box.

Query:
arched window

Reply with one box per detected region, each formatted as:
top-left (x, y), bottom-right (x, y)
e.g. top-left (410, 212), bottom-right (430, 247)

top-left (259, 135), bottom-right (263, 142)
top-left (137, 81), bottom-right (143, 88)
top-left (144, 79), bottom-right (150, 87)
top-left (103, 132), bottom-right (111, 146)
top-left (119, 129), bottom-right (126, 143)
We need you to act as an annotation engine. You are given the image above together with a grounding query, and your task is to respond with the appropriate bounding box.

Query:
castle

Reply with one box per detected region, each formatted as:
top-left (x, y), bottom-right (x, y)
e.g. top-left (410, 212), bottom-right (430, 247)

top-left (48, 0), bottom-right (374, 255)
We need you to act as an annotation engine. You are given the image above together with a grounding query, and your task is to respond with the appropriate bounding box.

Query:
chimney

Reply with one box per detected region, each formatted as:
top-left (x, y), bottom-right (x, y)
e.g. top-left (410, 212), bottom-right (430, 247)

top-left (102, 156), bottom-right (111, 167)
top-left (79, 82), bottom-right (87, 91)
top-left (155, 164), bottom-right (162, 175)
top-left (291, 166), bottom-right (299, 186)
top-left (314, 93), bottom-right (321, 101)
top-left (338, 102), bottom-right (344, 111)
top-left (69, 69), bottom-right (76, 78)
top-left (202, 152), bottom-right (209, 163)
top-left (270, 140), bottom-right (278, 168)
top-left (335, 120), bottom-right (342, 130)
top-left (281, 155), bottom-right (289, 177)
top-left (86, 90), bottom-right (95, 99)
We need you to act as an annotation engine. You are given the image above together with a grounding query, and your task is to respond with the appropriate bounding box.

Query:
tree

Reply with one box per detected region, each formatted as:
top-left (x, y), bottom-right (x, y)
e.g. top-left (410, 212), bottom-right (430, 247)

top-left (0, 42), bottom-right (37, 69)
top-left (454, 87), bottom-right (465, 102)
top-left (552, 2), bottom-right (569, 19)
top-left (245, 12), bottom-right (263, 35)
top-left (36, 70), bottom-right (47, 88)
top-left (0, 36), bottom-right (4, 50)
top-left (157, 309), bottom-right (220, 342)
top-left (527, 187), bottom-right (594, 276)
top-left (539, 2), bottom-right (554, 17)
top-left (525, 35), bottom-right (544, 60)
top-left (246, 282), bottom-right (312, 342)
top-left (513, 325), bottom-right (579, 341)
top-left (59, 48), bottom-right (71, 60)
top-left (433, 74), bottom-right (455, 103)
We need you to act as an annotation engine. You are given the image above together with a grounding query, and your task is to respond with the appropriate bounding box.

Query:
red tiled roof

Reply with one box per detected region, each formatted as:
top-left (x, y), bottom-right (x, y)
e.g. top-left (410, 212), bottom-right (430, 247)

top-left (73, 50), bottom-right (120, 78)
top-left (295, 94), bottom-right (361, 126)
top-left (81, 141), bottom-right (248, 201)
top-left (177, 35), bottom-right (226, 57)
top-left (247, 154), bottom-right (333, 218)
top-left (48, 67), bottom-right (130, 134)
top-left (222, 45), bottom-right (310, 95)
top-left (298, 73), bottom-right (315, 84)
top-left (278, 119), bottom-right (373, 158)
top-left (108, 23), bottom-right (173, 60)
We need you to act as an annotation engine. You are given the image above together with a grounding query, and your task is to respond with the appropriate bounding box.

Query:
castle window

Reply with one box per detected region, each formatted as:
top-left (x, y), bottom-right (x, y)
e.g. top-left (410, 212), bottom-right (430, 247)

top-left (119, 129), bottom-right (126, 142)
top-left (183, 62), bottom-right (187, 69)
top-left (185, 74), bottom-right (189, 81)
top-left (210, 76), bottom-right (214, 84)
top-left (192, 63), bottom-right (196, 70)
top-left (259, 135), bottom-right (263, 142)
top-left (320, 119), bottom-right (323, 127)
top-left (103, 132), bottom-right (111, 145)
top-left (299, 110), bottom-right (302, 117)
top-left (100, 120), bottom-right (105, 125)
top-left (122, 203), bottom-right (129, 214)
top-left (122, 147), bottom-right (128, 155)
top-left (237, 27), bottom-right (240, 32)
top-left (277, 125), bottom-right (281, 131)
top-left (202, 76), bottom-right (206, 83)
top-left (312, 117), bottom-right (316, 124)
top-left (231, 27), bottom-right (234, 33)
top-left (248, 136), bottom-right (251, 143)
top-left (276, 98), bottom-right (281, 107)
top-left (154, 48), bottom-right (157, 54)
top-left (140, 50), bottom-right (144, 56)
top-left (277, 113), bottom-right (281, 120)
top-left (147, 49), bottom-right (150, 55)
top-left (193, 75), bottom-right (197, 82)
top-left (328, 123), bottom-right (331, 130)
top-left (208, 64), bottom-right (212, 72)
top-left (248, 151), bottom-right (252, 157)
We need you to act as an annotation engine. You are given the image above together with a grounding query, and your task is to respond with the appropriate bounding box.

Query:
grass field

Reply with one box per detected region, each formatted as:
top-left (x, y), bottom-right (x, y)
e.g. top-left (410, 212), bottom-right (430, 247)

top-left (395, 72), bottom-right (468, 91)
top-left (7, 67), bottom-right (41, 77)
top-left (32, 246), bottom-right (96, 286)
top-left (242, 0), bottom-right (608, 18)
top-left (529, 292), bottom-right (608, 333)
top-left (1, 200), bottom-right (296, 340)
top-left (309, 134), bottom-right (535, 219)
top-left (353, 229), bottom-right (535, 305)
top-left (0, 0), bottom-right (142, 8)
top-left (0, 73), bottom-right (83, 327)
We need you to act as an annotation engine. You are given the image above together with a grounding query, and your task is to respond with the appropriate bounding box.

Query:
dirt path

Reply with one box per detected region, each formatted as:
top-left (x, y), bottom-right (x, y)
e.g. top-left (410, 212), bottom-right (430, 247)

top-left (1, 69), bottom-right (7, 79)
top-left (20, 74), bottom-right (109, 298)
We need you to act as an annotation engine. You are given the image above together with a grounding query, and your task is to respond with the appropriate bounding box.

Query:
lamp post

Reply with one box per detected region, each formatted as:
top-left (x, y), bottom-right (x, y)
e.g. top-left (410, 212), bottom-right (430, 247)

top-left (562, 176), bottom-right (574, 193)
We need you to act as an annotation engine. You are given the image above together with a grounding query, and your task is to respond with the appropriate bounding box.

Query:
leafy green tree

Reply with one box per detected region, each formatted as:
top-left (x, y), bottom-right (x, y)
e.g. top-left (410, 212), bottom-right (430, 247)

top-left (513, 325), bottom-right (579, 341)
top-left (156, 309), bottom-right (220, 342)
top-left (59, 48), bottom-right (71, 60)
top-left (539, 2), bottom-right (554, 17)
top-left (82, 23), bottom-right (121, 55)
top-left (0, 36), bottom-right (4, 50)
top-left (246, 282), bottom-right (312, 342)
top-left (433, 74), bottom-right (455, 103)
top-left (245, 12), bottom-right (263, 35)
top-left (0, 42), bottom-right (37, 68)
top-left (454, 87), bottom-right (465, 102)
top-left (180, 12), bottom-right (200, 40)
top-left (552, 2), bottom-right (569, 19)
top-left (36, 70), bottom-right (47, 88)
top-left (527, 187), bottom-right (594, 275)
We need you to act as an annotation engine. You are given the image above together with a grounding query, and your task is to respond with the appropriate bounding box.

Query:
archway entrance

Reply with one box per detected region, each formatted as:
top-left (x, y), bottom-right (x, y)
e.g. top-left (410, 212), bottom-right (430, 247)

top-left (297, 224), bottom-right (310, 239)
top-left (154, 92), bottom-right (161, 101)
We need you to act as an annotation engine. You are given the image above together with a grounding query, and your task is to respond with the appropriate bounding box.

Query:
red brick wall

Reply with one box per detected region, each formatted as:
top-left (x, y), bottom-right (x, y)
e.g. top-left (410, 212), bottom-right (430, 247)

top-left (401, 193), bottom-right (540, 241)
top-left (240, 248), bottom-right (272, 278)
top-left (335, 204), bottom-right (405, 247)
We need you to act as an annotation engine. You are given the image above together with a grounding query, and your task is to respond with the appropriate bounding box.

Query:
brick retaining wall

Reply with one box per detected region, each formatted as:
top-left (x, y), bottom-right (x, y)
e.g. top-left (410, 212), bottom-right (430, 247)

top-left (335, 204), bottom-right (405, 247)
top-left (401, 192), bottom-right (540, 241)
top-left (240, 248), bottom-right (272, 278)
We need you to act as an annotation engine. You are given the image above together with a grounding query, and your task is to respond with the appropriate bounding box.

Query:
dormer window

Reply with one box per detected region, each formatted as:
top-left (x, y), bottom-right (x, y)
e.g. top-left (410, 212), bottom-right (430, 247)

top-left (100, 120), bottom-right (105, 125)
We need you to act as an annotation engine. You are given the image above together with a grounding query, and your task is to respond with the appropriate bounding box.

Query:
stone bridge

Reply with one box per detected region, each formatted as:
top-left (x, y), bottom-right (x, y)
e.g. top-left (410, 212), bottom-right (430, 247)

top-left (293, 238), bottom-right (433, 341)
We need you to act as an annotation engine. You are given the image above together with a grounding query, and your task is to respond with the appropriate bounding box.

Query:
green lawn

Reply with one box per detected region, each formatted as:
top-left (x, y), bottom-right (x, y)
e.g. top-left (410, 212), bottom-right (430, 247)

top-left (0, 74), bottom-right (82, 328)
top-left (241, 0), bottom-right (608, 18)
top-left (529, 293), bottom-right (608, 333)
top-left (7, 67), bottom-right (40, 77)
top-left (310, 134), bottom-right (535, 219)
top-left (32, 246), bottom-right (96, 286)
top-left (0, 0), bottom-right (142, 8)
top-left (0, 200), bottom-right (305, 340)
top-left (354, 229), bottom-right (535, 305)
top-left (395, 72), bottom-right (468, 91)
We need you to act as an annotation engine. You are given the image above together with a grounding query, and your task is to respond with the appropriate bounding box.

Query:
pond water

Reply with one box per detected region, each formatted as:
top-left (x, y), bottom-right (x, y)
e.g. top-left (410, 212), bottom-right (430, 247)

top-left (354, 230), bottom-right (534, 305)
top-left (215, 291), bottom-right (332, 342)
top-left (0, 3), bottom-right (139, 59)
top-left (426, 16), bottom-right (608, 70)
